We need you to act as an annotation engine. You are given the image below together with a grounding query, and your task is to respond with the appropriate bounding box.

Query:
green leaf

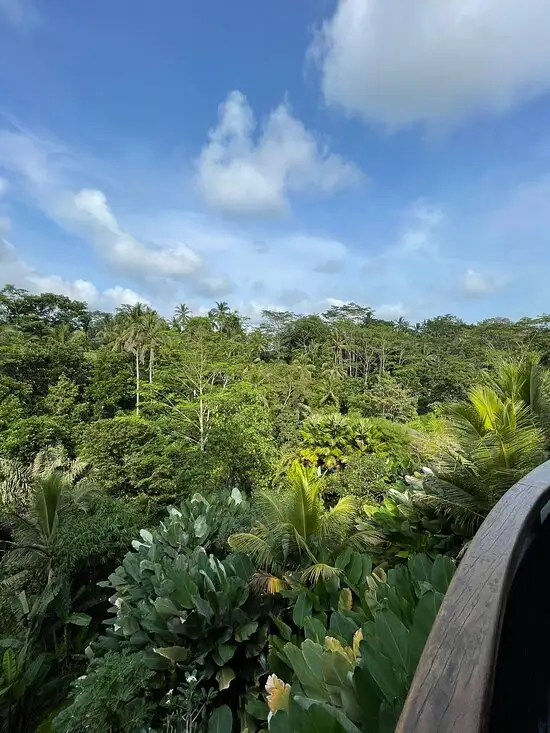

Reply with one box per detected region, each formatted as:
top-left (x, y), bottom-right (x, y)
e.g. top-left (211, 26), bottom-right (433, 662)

top-left (271, 614), bottom-right (292, 641)
top-left (292, 698), bottom-right (362, 733)
top-left (2, 649), bottom-right (17, 685)
top-left (192, 595), bottom-right (213, 622)
top-left (153, 646), bottom-right (188, 663)
top-left (353, 664), bottom-right (383, 731)
top-left (142, 651), bottom-right (170, 670)
top-left (408, 554), bottom-right (433, 585)
top-left (363, 642), bottom-right (407, 703)
top-left (194, 514), bottom-right (208, 540)
top-left (304, 616), bottom-right (327, 644)
top-left (329, 612), bottom-right (358, 645)
top-left (374, 609), bottom-right (409, 672)
top-left (235, 621), bottom-right (258, 642)
top-left (213, 644), bottom-right (236, 666)
top-left (67, 612), bottom-right (91, 627)
top-left (408, 590), bottom-right (444, 674)
top-left (293, 592), bottom-right (312, 629)
top-left (154, 597), bottom-right (180, 616)
top-left (245, 696), bottom-right (269, 721)
top-left (216, 666), bottom-right (235, 690)
top-left (430, 555), bottom-right (455, 595)
top-left (208, 705), bottom-right (233, 733)
top-left (335, 548), bottom-right (353, 571)
top-left (346, 553), bottom-right (364, 586)
top-left (284, 641), bottom-right (325, 699)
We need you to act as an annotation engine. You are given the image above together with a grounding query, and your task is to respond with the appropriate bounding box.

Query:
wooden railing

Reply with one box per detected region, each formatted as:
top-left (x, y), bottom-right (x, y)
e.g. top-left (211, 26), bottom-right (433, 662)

top-left (397, 460), bottom-right (550, 733)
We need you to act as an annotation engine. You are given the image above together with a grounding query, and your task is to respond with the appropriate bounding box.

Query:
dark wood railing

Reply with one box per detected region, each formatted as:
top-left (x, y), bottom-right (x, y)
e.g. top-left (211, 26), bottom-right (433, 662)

top-left (397, 460), bottom-right (550, 733)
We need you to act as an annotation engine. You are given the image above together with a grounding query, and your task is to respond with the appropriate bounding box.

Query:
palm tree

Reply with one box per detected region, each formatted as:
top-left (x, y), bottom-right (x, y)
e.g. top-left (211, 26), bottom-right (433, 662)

top-left (415, 384), bottom-right (547, 535)
top-left (0, 446), bottom-right (89, 512)
top-left (228, 461), bottom-right (379, 592)
top-left (3, 472), bottom-right (90, 583)
top-left (208, 301), bottom-right (230, 333)
top-left (489, 354), bottom-right (550, 438)
top-left (141, 309), bottom-right (165, 383)
top-left (172, 303), bottom-right (191, 331)
top-left (114, 303), bottom-right (152, 414)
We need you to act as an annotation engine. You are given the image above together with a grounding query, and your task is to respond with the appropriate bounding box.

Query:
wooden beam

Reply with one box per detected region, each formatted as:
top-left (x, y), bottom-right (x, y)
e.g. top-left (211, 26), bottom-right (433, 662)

top-left (397, 460), bottom-right (550, 733)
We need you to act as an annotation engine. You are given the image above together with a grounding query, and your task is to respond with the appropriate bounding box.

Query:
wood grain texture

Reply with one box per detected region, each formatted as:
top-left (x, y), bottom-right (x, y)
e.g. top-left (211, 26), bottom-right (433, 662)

top-left (396, 460), bottom-right (550, 733)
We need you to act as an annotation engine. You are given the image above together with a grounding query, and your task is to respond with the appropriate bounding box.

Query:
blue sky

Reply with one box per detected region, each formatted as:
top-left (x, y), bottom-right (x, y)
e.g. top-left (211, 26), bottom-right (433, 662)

top-left (2, 0), bottom-right (550, 322)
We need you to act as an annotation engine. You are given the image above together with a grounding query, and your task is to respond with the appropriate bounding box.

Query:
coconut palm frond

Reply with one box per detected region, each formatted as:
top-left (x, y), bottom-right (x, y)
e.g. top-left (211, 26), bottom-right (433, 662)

top-left (250, 572), bottom-right (286, 595)
top-left (345, 527), bottom-right (386, 550)
top-left (318, 495), bottom-right (357, 546)
top-left (285, 461), bottom-right (323, 541)
top-left (300, 562), bottom-right (343, 586)
top-left (227, 532), bottom-right (281, 573)
top-left (415, 478), bottom-right (487, 535)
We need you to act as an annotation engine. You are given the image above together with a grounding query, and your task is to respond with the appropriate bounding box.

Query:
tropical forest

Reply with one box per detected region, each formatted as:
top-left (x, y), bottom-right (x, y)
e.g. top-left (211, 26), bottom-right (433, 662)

top-left (1, 283), bottom-right (550, 732)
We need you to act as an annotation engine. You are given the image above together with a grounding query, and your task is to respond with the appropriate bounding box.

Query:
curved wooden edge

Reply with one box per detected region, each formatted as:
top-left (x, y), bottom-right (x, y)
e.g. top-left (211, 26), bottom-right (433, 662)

top-left (396, 460), bottom-right (550, 733)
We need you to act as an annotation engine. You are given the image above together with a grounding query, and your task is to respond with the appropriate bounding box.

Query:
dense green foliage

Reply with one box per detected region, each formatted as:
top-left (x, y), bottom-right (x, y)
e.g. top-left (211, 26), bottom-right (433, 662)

top-left (2, 284), bottom-right (550, 731)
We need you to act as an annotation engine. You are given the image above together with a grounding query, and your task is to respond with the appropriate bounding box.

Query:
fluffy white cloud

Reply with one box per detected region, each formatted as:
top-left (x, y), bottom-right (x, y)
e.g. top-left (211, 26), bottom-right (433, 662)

top-left (196, 91), bottom-right (362, 216)
top-left (312, 0), bottom-right (550, 127)
top-left (460, 269), bottom-right (499, 297)
top-left (0, 229), bottom-right (146, 309)
top-left (375, 303), bottom-right (406, 320)
top-left (0, 130), bottom-right (203, 285)
top-left (71, 188), bottom-right (201, 279)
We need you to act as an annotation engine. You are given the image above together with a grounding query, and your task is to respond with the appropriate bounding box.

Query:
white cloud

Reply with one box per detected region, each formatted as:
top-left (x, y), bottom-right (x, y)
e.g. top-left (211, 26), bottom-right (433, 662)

top-left (375, 303), bottom-right (406, 320)
top-left (460, 269), bottom-right (499, 297)
top-left (70, 188), bottom-right (201, 279)
top-left (0, 129), bottom-right (203, 285)
top-left (196, 90), bottom-right (362, 216)
top-left (103, 285), bottom-right (148, 307)
top-left (312, 0), bottom-right (550, 127)
top-left (0, 177), bottom-right (8, 197)
top-left (0, 229), bottom-right (146, 309)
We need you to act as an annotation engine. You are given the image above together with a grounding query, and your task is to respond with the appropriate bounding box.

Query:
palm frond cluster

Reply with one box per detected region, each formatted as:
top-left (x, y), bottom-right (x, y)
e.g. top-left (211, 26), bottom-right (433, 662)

top-left (0, 446), bottom-right (89, 512)
top-left (228, 461), bottom-right (381, 591)
top-left (412, 355), bottom-right (550, 535)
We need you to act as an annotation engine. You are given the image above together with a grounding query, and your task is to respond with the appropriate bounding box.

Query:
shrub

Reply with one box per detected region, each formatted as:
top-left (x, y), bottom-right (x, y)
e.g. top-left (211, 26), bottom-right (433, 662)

top-left (267, 552), bottom-right (455, 733)
top-left (55, 490), bottom-right (274, 732)
top-left (323, 452), bottom-right (391, 502)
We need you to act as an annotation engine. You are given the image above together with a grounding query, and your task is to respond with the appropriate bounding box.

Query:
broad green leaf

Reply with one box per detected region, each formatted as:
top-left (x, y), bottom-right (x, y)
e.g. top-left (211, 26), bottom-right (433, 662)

top-left (322, 649), bottom-right (354, 690)
top-left (408, 554), bottom-right (432, 585)
top-left (235, 621), bottom-right (258, 642)
top-left (191, 595), bottom-right (213, 622)
top-left (374, 609), bottom-right (409, 672)
top-left (2, 649), bottom-right (17, 685)
top-left (430, 555), bottom-right (455, 595)
top-left (194, 515), bottom-right (208, 540)
top-left (408, 590), bottom-right (443, 674)
top-left (153, 646), bottom-right (188, 663)
top-left (335, 548), bottom-right (353, 571)
top-left (213, 643), bottom-right (236, 666)
top-left (293, 592), bottom-right (312, 629)
top-left (363, 642), bottom-right (407, 703)
top-left (346, 553), bottom-right (364, 586)
top-left (154, 597), bottom-right (180, 616)
top-left (208, 705), bottom-right (233, 733)
top-left (67, 612), bottom-right (92, 627)
top-left (329, 612), bottom-right (358, 645)
top-left (304, 616), bottom-right (327, 644)
top-left (284, 641), bottom-right (325, 699)
top-left (216, 666), bottom-right (235, 690)
top-left (292, 698), bottom-right (362, 733)
top-left (271, 614), bottom-right (292, 641)
top-left (142, 651), bottom-right (170, 670)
